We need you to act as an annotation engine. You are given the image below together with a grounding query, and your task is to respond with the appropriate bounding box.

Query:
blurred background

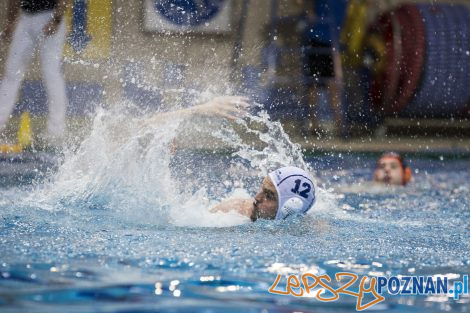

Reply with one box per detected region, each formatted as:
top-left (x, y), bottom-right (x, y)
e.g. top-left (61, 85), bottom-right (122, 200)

top-left (1, 0), bottom-right (469, 153)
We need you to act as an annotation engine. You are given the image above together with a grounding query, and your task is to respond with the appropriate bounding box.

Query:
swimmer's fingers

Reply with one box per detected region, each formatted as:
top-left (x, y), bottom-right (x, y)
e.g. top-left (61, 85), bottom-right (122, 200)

top-left (213, 105), bottom-right (249, 120)
top-left (192, 96), bottom-right (251, 119)
top-left (216, 103), bottom-right (249, 114)
top-left (216, 103), bottom-right (250, 119)
top-left (212, 96), bottom-right (250, 109)
top-left (230, 99), bottom-right (250, 110)
top-left (217, 98), bottom-right (250, 113)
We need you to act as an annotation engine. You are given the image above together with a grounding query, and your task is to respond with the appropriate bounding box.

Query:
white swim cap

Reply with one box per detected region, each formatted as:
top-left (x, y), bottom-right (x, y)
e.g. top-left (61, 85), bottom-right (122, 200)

top-left (268, 166), bottom-right (316, 220)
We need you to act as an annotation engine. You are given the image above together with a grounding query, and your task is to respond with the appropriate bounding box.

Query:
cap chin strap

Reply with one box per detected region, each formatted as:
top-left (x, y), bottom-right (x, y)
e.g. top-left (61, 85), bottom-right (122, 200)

top-left (276, 197), bottom-right (304, 220)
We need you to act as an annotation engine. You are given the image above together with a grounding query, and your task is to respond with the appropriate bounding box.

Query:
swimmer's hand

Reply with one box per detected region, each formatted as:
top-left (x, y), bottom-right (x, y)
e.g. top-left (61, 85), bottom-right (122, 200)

top-left (145, 96), bottom-right (250, 126)
top-left (190, 96), bottom-right (250, 120)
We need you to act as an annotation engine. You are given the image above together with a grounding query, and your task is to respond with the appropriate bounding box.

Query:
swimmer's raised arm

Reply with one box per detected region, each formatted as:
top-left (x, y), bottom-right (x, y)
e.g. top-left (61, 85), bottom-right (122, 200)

top-left (188, 96), bottom-right (250, 120)
top-left (145, 96), bottom-right (250, 126)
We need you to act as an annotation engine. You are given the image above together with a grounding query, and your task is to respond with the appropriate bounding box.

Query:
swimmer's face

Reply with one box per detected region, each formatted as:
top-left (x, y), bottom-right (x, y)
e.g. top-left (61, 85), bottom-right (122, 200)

top-left (374, 157), bottom-right (404, 185)
top-left (251, 176), bottom-right (279, 221)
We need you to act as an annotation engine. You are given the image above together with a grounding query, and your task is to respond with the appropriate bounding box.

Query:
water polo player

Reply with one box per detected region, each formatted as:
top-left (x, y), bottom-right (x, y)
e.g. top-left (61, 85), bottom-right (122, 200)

top-left (211, 166), bottom-right (316, 221)
top-left (373, 152), bottom-right (412, 186)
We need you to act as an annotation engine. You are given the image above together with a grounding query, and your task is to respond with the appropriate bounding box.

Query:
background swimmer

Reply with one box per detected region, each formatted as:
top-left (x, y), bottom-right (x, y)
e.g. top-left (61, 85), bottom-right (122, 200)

top-left (211, 166), bottom-right (316, 221)
top-left (373, 152), bottom-right (412, 186)
top-left (333, 152), bottom-right (413, 194)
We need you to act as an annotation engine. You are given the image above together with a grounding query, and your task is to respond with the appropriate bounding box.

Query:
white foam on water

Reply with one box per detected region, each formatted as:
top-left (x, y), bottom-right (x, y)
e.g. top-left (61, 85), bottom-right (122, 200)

top-left (169, 187), bottom-right (251, 227)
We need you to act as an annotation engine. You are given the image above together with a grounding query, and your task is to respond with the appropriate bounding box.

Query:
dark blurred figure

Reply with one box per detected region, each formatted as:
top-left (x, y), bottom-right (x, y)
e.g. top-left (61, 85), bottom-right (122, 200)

top-left (299, 0), bottom-right (344, 136)
top-left (0, 0), bottom-right (68, 145)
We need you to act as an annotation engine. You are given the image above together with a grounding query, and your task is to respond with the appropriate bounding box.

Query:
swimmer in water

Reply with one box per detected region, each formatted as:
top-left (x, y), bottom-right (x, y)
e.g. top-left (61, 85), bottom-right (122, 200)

top-left (373, 152), bottom-right (412, 186)
top-left (211, 166), bottom-right (316, 221)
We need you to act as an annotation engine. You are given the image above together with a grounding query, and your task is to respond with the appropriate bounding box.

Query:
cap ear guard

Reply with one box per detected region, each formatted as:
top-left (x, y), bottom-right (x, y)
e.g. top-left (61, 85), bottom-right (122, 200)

top-left (276, 197), bottom-right (304, 220)
top-left (269, 166), bottom-right (316, 220)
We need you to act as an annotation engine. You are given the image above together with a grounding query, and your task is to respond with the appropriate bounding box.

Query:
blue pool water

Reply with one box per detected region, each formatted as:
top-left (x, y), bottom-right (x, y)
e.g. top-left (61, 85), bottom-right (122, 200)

top-left (0, 110), bottom-right (469, 312)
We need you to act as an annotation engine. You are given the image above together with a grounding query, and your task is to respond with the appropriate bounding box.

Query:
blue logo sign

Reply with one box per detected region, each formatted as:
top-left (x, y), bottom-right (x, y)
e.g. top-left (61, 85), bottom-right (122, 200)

top-left (154, 0), bottom-right (227, 26)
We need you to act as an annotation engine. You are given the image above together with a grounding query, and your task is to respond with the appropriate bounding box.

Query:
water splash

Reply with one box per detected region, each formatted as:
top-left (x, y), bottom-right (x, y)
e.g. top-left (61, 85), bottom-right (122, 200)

top-left (14, 96), bottom-right (335, 227)
top-left (22, 102), bottom-right (180, 225)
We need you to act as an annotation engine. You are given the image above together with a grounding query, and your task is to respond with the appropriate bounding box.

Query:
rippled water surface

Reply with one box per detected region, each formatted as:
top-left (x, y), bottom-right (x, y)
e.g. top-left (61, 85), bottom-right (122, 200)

top-left (1, 106), bottom-right (469, 312)
top-left (1, 152), bottom-right (469, 313)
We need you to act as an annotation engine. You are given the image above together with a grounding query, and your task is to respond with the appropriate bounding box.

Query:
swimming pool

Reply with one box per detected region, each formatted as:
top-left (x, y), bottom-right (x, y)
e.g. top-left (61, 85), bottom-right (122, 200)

top-left (0, 111), bottom-right (469, 312)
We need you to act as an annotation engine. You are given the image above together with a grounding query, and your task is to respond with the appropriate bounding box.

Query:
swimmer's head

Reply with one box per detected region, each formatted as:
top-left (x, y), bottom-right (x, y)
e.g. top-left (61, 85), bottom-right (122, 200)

top-left (251, 166), bottom-right (316, 221)
top-left (373, 152), bottom-right (412, 186)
